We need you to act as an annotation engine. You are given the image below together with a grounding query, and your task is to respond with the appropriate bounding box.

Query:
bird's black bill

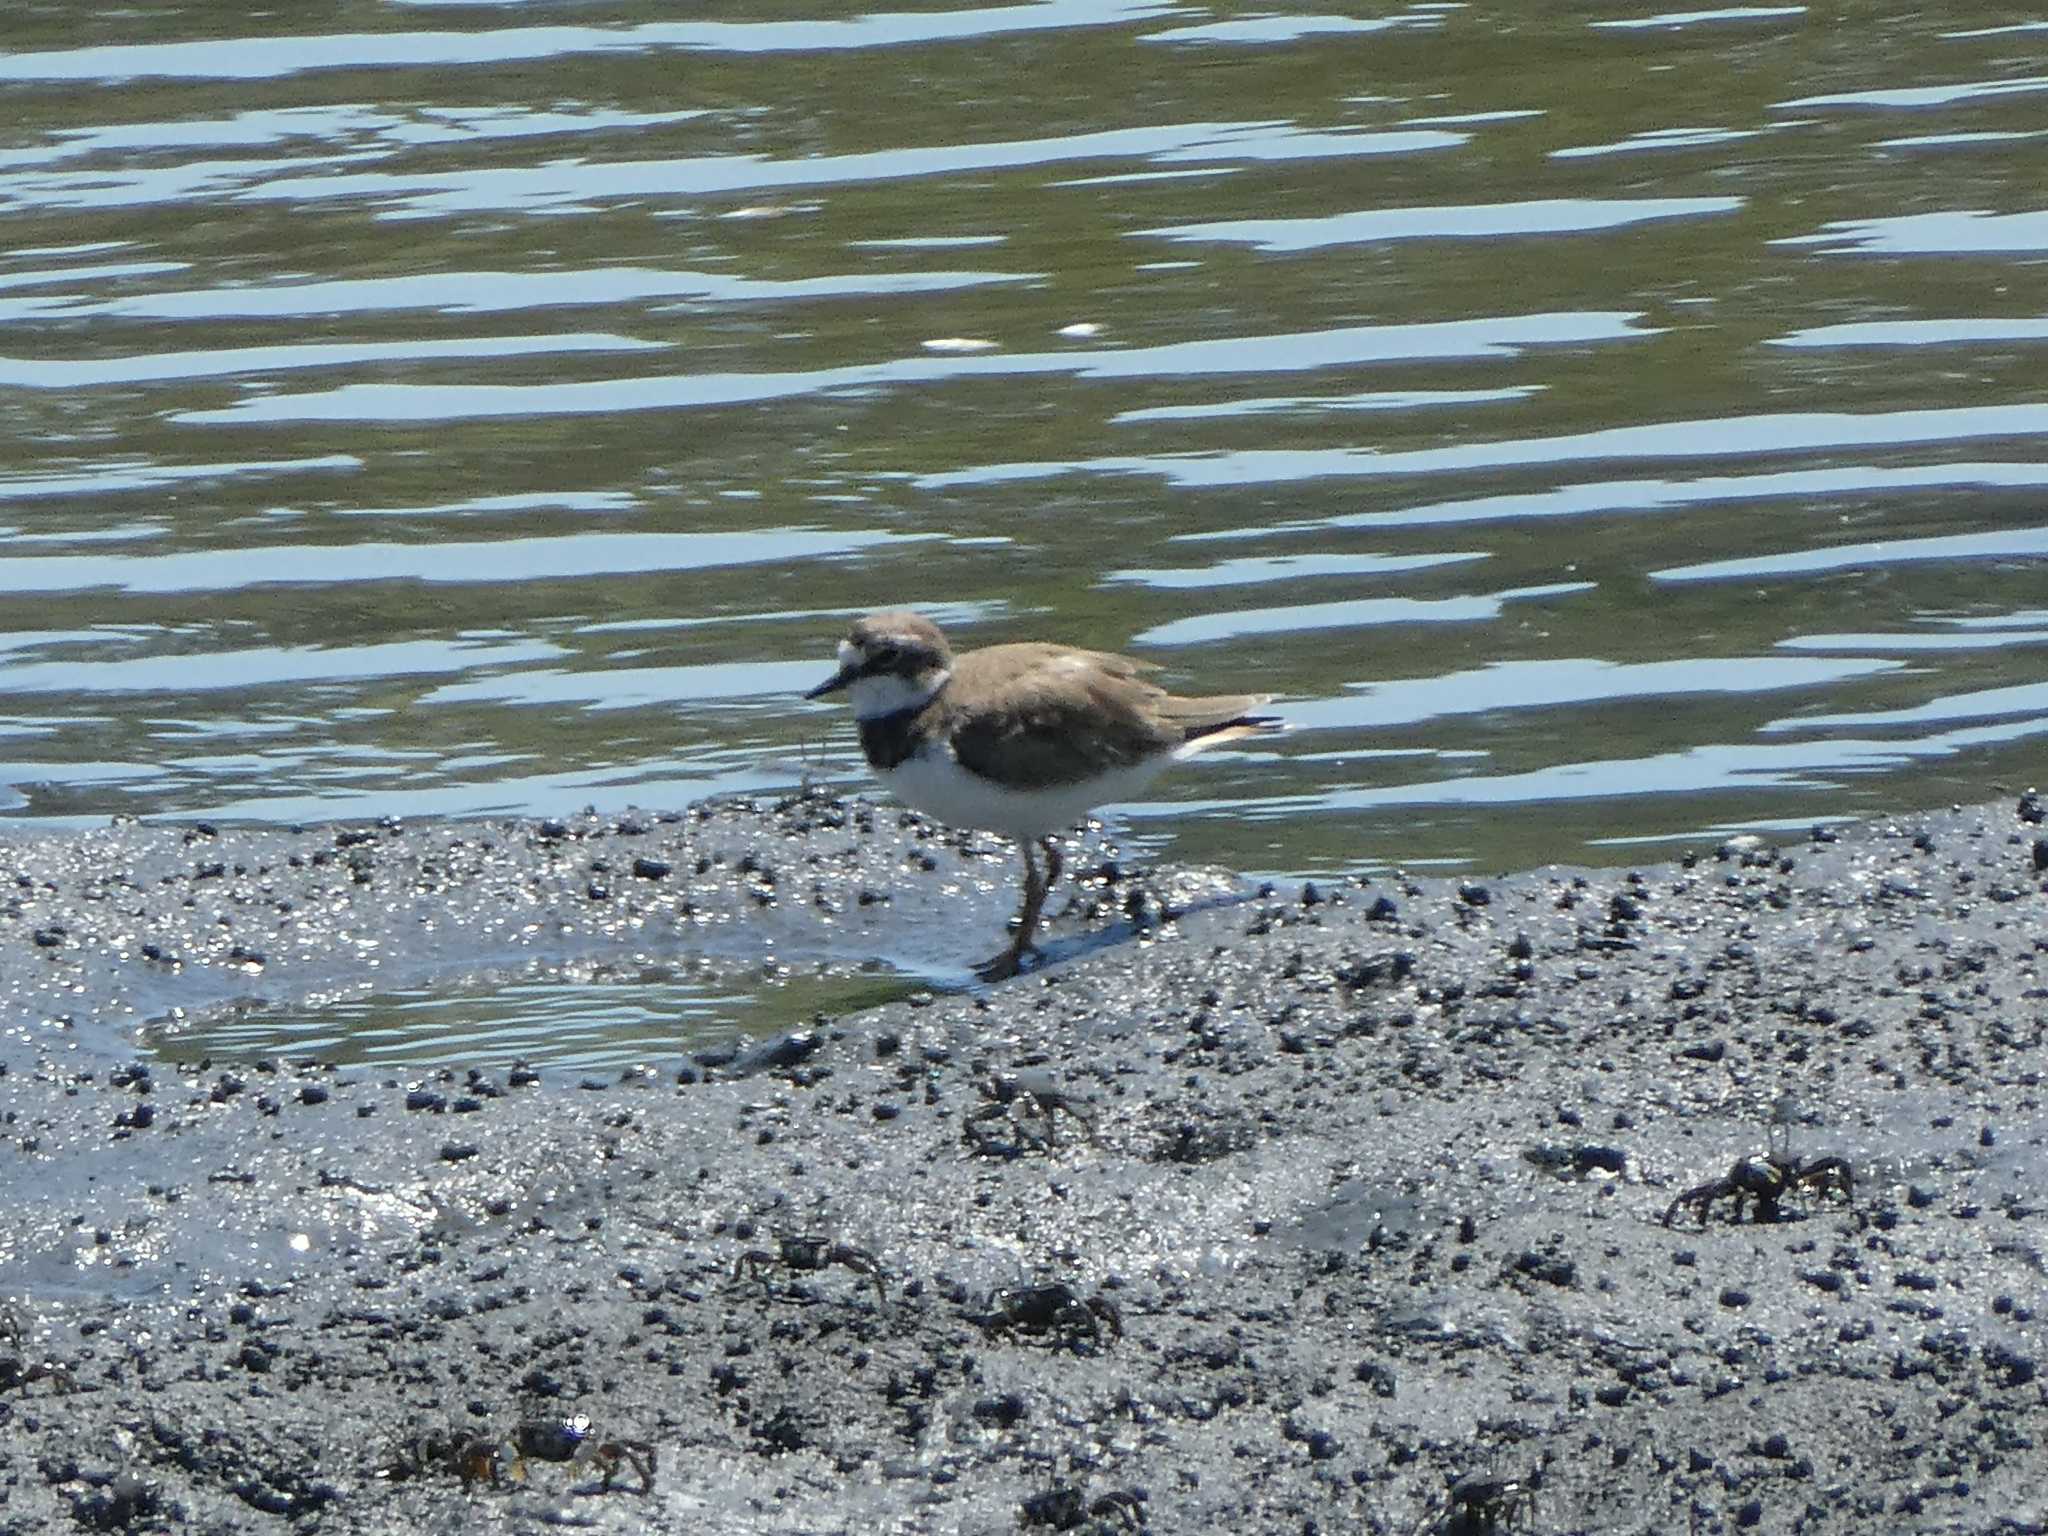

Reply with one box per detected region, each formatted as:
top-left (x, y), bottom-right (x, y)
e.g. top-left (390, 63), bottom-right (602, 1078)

top-left (804, 666), bottom-right (856, 700)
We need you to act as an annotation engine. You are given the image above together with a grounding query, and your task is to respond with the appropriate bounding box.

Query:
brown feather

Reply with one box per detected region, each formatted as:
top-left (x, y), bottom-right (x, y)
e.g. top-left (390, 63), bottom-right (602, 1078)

top-left (935, 644), bottom-right (1274, 791)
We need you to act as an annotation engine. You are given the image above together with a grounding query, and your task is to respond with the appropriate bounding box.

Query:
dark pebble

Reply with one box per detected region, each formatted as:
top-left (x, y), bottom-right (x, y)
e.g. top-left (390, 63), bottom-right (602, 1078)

top-left (743, 1033), bottom-right (822, 1073)
top-left (1514, 1251), bottom-right (1576, 1286)
top-left (1573, 1145), bottom-right (1627, 1175)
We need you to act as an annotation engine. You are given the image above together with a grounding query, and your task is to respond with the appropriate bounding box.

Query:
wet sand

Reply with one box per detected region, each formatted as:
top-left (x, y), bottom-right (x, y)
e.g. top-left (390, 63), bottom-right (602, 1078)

top-left (1, 793), bottom-right (2044, 1533)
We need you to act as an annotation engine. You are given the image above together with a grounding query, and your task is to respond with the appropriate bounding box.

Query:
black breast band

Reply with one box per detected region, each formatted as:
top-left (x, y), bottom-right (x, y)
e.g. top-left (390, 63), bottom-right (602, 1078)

top-left (857, 705), bottom-right (928, 770)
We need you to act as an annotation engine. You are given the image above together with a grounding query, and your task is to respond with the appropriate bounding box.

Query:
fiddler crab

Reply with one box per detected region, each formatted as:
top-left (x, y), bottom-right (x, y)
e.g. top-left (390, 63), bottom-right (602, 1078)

top-left (0, 1305), bottom-right (74, 1396)
top-left (517, 1415), bottom-right (656, 1494)
top-left (970, 1281), bottom-right (1123, 1350)
top-left (1022, 1484), bottom-right (1147, 1530)
top-left (733, 1234), bottom-right (888, 1304)
top-left (963, 1068), bottom-right (1098, 1156)
top-left (1416, 1468), bottom-right (1540, 1535)
top-left (1663, 1127), bottom-right (1854, 1227)
top-left (386, 1415), bottom-right (655, 1494)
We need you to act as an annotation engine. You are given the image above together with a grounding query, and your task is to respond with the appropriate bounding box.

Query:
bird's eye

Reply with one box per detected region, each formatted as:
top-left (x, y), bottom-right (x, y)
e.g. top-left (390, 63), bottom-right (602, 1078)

top-left (870, 644), bottom-right (900, 667)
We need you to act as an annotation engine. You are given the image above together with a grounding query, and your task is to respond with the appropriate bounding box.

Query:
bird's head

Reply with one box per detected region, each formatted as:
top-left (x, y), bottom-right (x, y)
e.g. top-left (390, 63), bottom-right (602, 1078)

top-left (804, 610), bottom-right (954, 719)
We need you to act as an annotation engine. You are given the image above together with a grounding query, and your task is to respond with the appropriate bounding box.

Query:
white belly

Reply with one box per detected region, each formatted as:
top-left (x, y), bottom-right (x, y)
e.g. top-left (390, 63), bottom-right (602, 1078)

top-left (879, 743), bottom-right (1173, 841)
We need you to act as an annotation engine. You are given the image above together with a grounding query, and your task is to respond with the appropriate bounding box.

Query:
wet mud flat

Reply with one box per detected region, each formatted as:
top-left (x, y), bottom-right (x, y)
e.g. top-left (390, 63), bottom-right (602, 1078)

top-left (0, 795), bottom-right (2045, 1534)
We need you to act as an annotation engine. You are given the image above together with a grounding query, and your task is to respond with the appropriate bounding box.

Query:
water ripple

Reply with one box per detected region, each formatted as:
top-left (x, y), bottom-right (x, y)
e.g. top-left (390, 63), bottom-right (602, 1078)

top-left (0, 530), bottom-right (925, 596)
top-left (0, 455), bottom-right (359, 506)
top-left (1104, 552), bottom-right (1485, 590)
top-left (1287, 655), bottom-right (1900, 732)
top-left (179, 313), bottom-right (1643, 426)
top-left (0, 333), bottom-right (658, 388)
top-left (1771, 318), bottom-right (2048, 347)
top-left (0, 637), bottom-right (563, 695)
top-left (1776, 75), bottom-right (2048, 111)
top-left (1778, 210), bottom-right (2048, 255)
top-left (0, 265), bottom-right (1032, 324)
top-left (1144, 13), bottom-right (1436, 45)
top-left (1763, 680), bottom-right (2048, 733)
top-left (1131, 583), bottom-right (1594, 646)
top-left (923, 404), bottom-right (2048, 490)
top-left (1652, 526), bottom-right (2048, 584)
top-left (221, 120), bottom-right (1455, 220)
top-left (1138, 197), bottom-right (1744, 251)
top-left (1174, 462), bottom-right (2048, 539)
top-left (0, 2), bottom-right (1178, 83)
top-left (1592, 6), bottom-right (1806, 28)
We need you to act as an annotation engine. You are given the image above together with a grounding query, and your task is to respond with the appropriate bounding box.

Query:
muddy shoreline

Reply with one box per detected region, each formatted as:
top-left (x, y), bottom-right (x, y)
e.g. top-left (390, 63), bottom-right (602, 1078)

top-left (1, 794), bottom-right (2044, 1534)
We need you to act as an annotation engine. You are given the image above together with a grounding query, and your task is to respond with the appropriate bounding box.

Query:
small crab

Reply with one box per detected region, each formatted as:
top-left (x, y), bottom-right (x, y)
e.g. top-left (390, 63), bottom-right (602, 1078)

top-left (971, 1281), bottom-right (1123, 1349)
top-left (0, 1353), bottom-right (75, 1395)
top-left (1417, 1469), bottom-right (1540, 1535)
top-left (386, 1415), bottom-right (655, 1494)
top-left (0, 1306), bottom-right (75, 1396)
top-left (384, 1425), bottom-right (521, 1488)
top-left (1663, 1128), bottom-right (1854, 1226)
top-left (1021, 1484), bottom-right (1147, 1530)
top-left (964, 1068), bottom-right (1098, 1155)
top-left (734, 1234), bottom-right (888, 1303)
top-left (1085, 1489), bottom-right (1147, 1530)
top-left (517, 1414), bottom-right (656, 1494)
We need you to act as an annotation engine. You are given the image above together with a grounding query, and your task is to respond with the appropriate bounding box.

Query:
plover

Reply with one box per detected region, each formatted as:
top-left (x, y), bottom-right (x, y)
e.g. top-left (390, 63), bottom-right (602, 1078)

top-left (805, 610), bottom-right (1278, 979)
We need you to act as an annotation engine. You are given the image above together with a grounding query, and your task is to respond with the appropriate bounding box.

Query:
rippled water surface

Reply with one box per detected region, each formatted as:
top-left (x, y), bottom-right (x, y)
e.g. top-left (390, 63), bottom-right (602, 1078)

top-left (5, 1), bottom-right (2046, 1055)
top-left (146, 962), bottom-right (915, 1072)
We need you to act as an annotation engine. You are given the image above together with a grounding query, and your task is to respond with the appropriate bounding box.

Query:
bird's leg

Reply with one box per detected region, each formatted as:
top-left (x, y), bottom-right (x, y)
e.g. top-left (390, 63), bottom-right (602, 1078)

top-left (1013, 838), bottom-right (1056, 951)
top-left (977, 839), bottom-right (1049, 981)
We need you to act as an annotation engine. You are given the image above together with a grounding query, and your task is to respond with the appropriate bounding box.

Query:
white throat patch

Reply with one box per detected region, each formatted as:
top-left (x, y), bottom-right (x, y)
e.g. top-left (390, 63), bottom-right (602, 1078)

top-left (848, 666), bottom-right (949, 721)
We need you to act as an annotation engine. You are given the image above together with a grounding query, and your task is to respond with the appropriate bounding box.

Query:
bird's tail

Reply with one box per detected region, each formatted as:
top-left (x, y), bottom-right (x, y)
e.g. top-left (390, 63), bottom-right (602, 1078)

top-left (1172, 698), bottom-right (1283, 757)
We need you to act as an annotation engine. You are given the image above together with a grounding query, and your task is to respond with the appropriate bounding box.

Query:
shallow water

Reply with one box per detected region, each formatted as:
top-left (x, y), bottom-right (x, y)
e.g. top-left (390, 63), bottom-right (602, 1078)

top-left (143, 962), bottom-right (911, 1072)
top-left (4, 1), bottom-right (2045, 1058)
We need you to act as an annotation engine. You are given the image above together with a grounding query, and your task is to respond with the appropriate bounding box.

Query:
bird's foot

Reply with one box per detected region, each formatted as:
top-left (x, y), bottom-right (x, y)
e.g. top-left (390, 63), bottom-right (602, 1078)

top-left (975, 944), bottom-right (1038, 983)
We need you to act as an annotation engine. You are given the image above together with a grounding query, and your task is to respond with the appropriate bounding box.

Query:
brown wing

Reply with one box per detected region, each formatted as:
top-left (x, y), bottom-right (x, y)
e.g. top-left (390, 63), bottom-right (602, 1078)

top-left (945, 644), bottom-right (1269, 791)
